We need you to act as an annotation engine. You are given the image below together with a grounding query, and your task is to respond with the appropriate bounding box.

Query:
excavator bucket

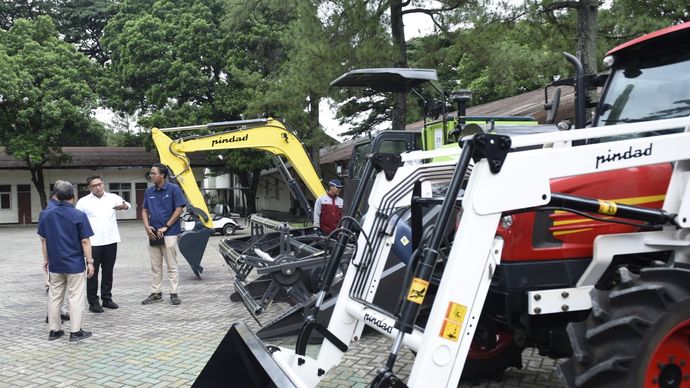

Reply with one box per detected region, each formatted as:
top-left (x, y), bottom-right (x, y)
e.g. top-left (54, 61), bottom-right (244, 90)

top-left (193, 322), bottom-right (294, 388)
top-left (178, 228), bottom-right (213, 279)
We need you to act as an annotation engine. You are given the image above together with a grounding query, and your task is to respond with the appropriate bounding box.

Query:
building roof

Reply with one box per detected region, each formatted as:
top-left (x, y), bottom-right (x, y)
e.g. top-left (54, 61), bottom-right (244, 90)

top-left (0, 147), bottom-right (225, 170)
top-left (319, 86), bottom-right (575, 165)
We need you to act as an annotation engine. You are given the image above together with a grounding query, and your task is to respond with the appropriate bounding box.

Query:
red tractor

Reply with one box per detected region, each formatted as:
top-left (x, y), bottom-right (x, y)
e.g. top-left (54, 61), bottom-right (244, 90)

top-left (466, 21), bottom-right (690, 386)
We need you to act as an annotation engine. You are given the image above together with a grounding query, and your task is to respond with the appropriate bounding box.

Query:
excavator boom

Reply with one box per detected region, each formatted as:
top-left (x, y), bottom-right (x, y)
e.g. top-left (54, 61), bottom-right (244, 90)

top-left (151, 118), bottom-right (325, 278)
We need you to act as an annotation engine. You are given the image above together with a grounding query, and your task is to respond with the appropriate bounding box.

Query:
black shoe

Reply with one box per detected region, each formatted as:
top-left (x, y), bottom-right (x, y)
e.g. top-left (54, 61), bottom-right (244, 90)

top-left (89, 302), bottom-right (104, 313)
top-left (102, 299), bottom-right (119, 309)
top-left (69, 329), bottom-right (92, 342)
top-left (48, 330), bottom-right (64, 341)
top-left (170, 293), bottom-right (181, 305)
top-left (141, 293), bottom-right (162, 305)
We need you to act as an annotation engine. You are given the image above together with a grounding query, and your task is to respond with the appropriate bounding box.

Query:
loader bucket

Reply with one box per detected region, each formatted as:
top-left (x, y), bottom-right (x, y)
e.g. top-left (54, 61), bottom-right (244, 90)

top-left (178, 228), bottom-right (213, 279)
top-left (193, 322), bottom-right (295, 388)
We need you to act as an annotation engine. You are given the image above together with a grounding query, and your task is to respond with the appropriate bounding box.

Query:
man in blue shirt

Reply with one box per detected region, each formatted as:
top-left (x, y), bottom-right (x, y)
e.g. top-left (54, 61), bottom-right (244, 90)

top-left (38, 181), bottom-right (95, 341)
top-left (141, 163), bottom-right (187, 305)
top-left (42, 181), bottom-right (71, 323)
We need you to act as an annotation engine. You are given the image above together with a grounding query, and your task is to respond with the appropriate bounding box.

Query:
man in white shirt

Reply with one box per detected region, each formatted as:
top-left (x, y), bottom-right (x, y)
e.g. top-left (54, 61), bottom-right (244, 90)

top-left (76, 175), bottom-right (130, 313)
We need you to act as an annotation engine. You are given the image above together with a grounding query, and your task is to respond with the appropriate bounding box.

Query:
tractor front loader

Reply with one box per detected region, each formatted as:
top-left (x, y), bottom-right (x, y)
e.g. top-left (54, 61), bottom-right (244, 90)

top-left (195, 114), bottom-right (690, 387)
top-left (194, 21), bottom-right (690, 388)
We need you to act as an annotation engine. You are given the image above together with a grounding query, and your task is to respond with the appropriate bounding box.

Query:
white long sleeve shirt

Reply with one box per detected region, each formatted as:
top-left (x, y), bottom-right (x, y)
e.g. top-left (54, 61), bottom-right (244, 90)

top-left (76, 192), bottom-right (130, 246)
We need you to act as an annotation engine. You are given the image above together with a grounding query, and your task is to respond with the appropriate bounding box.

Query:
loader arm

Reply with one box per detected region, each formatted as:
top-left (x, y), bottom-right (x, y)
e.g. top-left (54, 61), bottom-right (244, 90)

top-left (151, 118), bottom-right (326, 229)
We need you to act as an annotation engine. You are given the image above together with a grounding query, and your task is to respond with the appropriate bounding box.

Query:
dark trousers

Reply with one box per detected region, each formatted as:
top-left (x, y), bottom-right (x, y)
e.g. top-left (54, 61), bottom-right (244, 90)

top-left (87, 243), bottom-right (117, 304)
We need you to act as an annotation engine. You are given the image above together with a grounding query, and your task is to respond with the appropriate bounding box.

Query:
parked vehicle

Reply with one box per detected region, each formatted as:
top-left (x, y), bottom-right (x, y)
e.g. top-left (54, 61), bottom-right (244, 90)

top-left (181, 210), bottom-right (243, 236)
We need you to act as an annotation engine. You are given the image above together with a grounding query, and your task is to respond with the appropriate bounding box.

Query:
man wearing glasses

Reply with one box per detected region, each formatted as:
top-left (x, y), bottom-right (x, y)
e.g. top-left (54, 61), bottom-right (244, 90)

top-left (141, 163), bottom-right (186, 305)
top-left (76, 175), bottom-right (130, 313)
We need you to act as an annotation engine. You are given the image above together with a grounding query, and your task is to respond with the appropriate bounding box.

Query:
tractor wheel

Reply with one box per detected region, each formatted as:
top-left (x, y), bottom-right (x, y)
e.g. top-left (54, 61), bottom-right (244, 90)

top-left (558, 267), bottom-right (690, 388)
top-left (460, 329), bottom-right (524, 383)
top-left (223, 224), bottom-right (236, 236)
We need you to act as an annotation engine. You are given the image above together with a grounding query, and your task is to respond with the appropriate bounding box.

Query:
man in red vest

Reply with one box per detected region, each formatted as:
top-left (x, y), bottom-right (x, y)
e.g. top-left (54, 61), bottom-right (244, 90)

top-left (313, 178), bottom-right (344, 235)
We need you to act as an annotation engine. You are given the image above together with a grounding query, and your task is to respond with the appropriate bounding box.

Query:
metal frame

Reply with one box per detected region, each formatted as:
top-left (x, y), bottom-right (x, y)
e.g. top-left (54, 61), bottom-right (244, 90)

top-left (258, 116), bottom-right (690, 387)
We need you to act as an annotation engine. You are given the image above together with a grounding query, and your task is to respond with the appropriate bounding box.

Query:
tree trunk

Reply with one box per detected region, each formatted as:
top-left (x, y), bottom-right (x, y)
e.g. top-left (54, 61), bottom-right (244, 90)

top-left (307, 92), bottom-right (322, 177)
top-left (28, 162), bottom-right (48, 209)
top-left (576, 0), bottom-right (599, 124)
top-left (576, 0), bottom-right (598, 75)
top-left (390, 0), bottom-right (408, 131)
top-left (238, 170), bottom-right (259, 214)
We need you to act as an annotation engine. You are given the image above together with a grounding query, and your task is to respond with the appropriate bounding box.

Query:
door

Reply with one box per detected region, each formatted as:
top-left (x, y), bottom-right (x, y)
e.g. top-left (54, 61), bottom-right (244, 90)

top-left (135, 183), bottom-right (147, 220)
top-left (17, 185), bottom-right (31, 224)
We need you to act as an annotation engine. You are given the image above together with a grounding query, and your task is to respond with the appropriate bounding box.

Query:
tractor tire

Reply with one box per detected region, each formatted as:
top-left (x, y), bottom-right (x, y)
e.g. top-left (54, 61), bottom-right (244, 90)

top-left (558, 267), bottom-right (690, 388)
top-left (460, 330), bottom-right (524, 383)
top-left (223, 224), bottom-right (236, 236)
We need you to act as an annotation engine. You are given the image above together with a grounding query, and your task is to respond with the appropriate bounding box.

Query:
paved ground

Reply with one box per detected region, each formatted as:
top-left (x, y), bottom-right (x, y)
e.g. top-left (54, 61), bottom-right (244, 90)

top-left (0, 221), bottom-right (563, 387)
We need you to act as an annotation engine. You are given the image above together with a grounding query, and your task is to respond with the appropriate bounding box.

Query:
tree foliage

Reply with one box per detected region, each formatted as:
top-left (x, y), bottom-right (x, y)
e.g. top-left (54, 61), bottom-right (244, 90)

top-left (0, 16), bottom-right (102, 207)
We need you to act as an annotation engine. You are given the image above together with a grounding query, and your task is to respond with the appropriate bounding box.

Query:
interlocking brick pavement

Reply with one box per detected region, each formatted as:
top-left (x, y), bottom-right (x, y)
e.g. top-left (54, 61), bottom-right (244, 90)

top-left (0, 222), bottom-right (563, 387)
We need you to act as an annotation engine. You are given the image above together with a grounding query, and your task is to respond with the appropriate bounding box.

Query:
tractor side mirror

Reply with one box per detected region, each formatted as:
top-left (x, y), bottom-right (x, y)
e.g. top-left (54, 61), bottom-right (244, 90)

top-left (544, 87), bottom-right (561, 124)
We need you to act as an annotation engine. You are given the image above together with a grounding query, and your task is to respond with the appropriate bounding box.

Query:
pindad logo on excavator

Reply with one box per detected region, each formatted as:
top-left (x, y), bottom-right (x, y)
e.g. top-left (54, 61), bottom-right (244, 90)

top-left (211, 134), bottom-right (249, 147)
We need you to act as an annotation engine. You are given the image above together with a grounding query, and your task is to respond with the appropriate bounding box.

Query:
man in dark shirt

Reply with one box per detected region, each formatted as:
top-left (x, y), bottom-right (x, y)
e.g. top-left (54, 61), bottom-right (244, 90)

top-left (38, 180), bottom-right (95, 341)
top-left (141, 163), bottom-right (187, 305)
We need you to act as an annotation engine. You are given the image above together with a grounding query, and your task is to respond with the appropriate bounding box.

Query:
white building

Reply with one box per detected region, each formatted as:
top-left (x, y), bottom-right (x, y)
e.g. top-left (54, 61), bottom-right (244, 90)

top-left (0, 147), bottom-right (211, 224)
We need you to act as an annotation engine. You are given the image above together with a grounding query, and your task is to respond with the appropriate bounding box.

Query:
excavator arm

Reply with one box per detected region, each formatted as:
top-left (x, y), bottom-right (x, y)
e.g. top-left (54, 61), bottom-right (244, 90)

top-left (151, 118), bottom-right (326, 229)
top-left (150, 118), bottom-right (326, 279)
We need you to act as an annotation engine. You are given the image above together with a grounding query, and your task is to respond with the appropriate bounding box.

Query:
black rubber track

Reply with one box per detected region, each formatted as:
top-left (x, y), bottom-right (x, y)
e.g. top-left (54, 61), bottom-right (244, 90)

top-left (558, 267), bottom-right (690, 388)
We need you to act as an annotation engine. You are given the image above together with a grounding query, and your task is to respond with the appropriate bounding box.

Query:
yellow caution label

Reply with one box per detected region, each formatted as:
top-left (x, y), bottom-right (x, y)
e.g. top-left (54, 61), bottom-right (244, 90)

top-left (445, 302), bottom-right (468, 323)
top-left (598, 200), bottom-right (618, 215)
top-left (439, 319), bottom-right (461, 342)
top-left (406, 278), bottom-right (429, 304)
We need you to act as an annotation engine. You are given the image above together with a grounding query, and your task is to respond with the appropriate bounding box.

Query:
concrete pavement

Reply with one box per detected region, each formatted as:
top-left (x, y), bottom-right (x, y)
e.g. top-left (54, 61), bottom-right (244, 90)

top-left (0, 221), bottom-right (563, 387)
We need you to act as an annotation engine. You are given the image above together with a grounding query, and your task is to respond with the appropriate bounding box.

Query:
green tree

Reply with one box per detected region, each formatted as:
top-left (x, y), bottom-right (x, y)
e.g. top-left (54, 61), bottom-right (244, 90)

top-left (55, 0), bottom-right (119, 65)
top-left (0, 0), bottom-right (117, 65)
top-left (0, 16), bottom-right (102, 208)
top-left (103, 0), bottom-right (277, 212)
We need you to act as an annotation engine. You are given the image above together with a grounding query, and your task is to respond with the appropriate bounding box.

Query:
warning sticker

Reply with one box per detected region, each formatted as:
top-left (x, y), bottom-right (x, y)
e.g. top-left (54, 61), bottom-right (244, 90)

top-left (445, 302), bottom-right (468, 323)
top-left (406, 278), bottom-right (429, 304)
top-left (439, 320), bottom-right (461, 342)
top-left (400, 235), bottom-right (410, 246)
top-left (439, 302), bottom-right (468, 342)
top-left (598, 200), bottom-right (618, 215)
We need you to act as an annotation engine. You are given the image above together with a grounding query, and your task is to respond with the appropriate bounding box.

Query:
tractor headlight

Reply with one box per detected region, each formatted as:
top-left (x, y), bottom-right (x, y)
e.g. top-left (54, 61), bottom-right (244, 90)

top-left (603, 55), bottom-right (615, 68)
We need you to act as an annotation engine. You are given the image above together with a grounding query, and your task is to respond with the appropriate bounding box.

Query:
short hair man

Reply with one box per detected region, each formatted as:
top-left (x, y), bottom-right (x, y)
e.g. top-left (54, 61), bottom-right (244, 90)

top-left (38, 180), bottom-right (95, 341)
top-left (141, 163), bottom-right (187, 305)
top-left (76, 175), bottom-right (131, 313)
top-left (313, 178), bottom-right (344, 235)
top-left (42, 181), bottom-right (71, 322)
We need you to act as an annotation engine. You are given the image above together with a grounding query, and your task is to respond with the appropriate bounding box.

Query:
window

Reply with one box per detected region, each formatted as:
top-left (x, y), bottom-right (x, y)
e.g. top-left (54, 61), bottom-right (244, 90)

top-left (77, 184), bottom-right (90, 199)
top-left (109, 182), bottom-right (132, 203)
top-left (0, 185), bottom-right (10, 209)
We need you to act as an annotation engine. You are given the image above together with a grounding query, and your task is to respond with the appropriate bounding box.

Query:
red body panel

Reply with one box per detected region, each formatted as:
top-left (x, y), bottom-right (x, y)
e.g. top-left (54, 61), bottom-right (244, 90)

top-left (606, 21), bottom-right (690, 56)
top-left (498, 163), bottom-right (672, 262)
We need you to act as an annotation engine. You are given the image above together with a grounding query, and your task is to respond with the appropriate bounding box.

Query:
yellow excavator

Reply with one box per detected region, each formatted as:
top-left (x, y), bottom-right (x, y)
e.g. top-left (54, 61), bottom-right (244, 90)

top-left (151, 118), bottom-right (326, 278)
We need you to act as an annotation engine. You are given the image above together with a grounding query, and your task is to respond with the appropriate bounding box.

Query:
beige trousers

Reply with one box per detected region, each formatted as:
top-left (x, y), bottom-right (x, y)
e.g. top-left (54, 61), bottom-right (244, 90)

top-left (148, 235), bottom-right (179, 294)
top-left (48, 271), bottom-right (86, 333)
top-left (45, 273), bottom-right (69, 314)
